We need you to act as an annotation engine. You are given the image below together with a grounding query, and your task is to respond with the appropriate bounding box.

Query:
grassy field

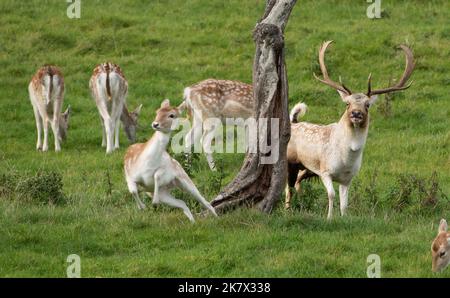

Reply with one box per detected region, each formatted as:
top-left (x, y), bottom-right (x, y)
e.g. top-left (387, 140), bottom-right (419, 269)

top-left (0, 0), bottom-right (449, 277)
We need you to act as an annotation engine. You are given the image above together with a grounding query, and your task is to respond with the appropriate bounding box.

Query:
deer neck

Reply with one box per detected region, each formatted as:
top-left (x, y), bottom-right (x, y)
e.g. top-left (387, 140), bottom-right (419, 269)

top-left (336, 113), bottom-right (369, 153)
top-left (141, 131), bottom-right (171, 161)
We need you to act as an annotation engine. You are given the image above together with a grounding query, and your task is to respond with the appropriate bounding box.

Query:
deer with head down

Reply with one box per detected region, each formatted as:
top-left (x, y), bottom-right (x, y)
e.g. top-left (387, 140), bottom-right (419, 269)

top-left (432, 219), bottom-right (450, 272)
top-left (89, 62), bottom-right (142, 154)
top-left (28, 65), bottom-right (71, 152)
top-left (285, 41), bottom-right (415, 219)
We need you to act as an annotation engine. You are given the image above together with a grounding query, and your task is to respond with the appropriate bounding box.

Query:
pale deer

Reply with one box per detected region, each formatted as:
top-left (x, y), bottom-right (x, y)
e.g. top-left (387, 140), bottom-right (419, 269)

top-left (432, 219), bottom-right (450, 272)
top-left (89, 62), bottom-right (142, 153)
top-left (28, 65), bottom-right (71, 152)
top-left (285, 41), bottom-right (415, 219)
top-left (124, 99), bottom-right (217, 222)
top-left (180, 79), bottom-right (254, 169)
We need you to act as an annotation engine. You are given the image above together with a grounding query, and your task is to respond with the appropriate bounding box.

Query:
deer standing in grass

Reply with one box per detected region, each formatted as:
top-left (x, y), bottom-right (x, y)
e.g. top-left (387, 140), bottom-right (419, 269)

top-left (28, 65), bottom-right (71, 152)
top-left (180, 79), bottom-right (254, 170)
top-left (432, 219), bottom-right (450, 272)
top-left (89, 62), bottom-right (142, 154)
top-left (285, 41), bottom-right (415, 219)
top-left (124, 99), bottom-right (217, 222)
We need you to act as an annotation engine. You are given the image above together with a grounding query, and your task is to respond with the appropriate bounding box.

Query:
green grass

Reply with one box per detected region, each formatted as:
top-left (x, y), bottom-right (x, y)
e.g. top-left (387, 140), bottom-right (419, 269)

top-left (0, 0), bottom-right (449, 277)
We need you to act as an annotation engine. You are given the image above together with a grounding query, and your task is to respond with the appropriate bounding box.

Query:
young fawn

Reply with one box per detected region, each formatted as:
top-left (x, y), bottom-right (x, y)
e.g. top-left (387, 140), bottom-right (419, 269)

top-left (432, 219), bottom-right (450, 272)
top-left (28, 65), bottom-right (71, 152)
top-left (124, 99), bottom-right (217, 222)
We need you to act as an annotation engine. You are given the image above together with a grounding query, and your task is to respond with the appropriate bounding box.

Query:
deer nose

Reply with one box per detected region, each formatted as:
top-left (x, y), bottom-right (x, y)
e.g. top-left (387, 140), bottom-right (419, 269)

top-left (152, 122), bottom-right (159, 129)
top-left (351, 111), bottom-right (362, 118)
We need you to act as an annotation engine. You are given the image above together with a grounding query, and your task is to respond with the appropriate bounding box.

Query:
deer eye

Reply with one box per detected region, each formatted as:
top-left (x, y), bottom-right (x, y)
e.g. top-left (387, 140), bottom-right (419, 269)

top-left (168, 114), bottom-right (175, 118)
top-left (440, 251), bottom-right (447, 258)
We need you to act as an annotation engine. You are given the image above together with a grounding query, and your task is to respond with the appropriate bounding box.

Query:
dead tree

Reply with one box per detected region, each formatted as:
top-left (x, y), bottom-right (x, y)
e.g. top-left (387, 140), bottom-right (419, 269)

top-left (210, 0), bottom-right (297, 213)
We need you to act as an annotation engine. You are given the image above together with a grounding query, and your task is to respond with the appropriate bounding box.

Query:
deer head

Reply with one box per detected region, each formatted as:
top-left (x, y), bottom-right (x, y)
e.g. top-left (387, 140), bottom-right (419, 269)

top-left (121, 104), bottom-right (142, 143)
top-left (58, 105), bottom-right (71, 141)
top-left (152, 99), bottom-right (180, 134)
top-left (314, 41), bottom-right (415, 128)
top-left (432, 219), bottom-right (450, 272)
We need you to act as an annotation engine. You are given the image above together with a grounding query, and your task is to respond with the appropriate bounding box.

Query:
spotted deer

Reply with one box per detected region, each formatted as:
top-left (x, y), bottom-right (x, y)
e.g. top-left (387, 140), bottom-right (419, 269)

top-left (28, 65), bottom-right (71, 152)
top-left (180, 79), bottom-right (254, 169)
top-left (285, 41), bottom-right (415, 219)
top-left (89, 62), bottom-right (142, 154)
top-left (432, 219), bottom-right (450, 272)
top-left (124, 99), bottom-right (217, 222)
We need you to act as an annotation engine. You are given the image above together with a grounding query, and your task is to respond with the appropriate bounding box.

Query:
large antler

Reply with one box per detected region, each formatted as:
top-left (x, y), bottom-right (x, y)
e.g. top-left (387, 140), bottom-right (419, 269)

top-left (313, 40), bottom-right (352, 95)
top-left (367, 45), bottom-right (415, 96)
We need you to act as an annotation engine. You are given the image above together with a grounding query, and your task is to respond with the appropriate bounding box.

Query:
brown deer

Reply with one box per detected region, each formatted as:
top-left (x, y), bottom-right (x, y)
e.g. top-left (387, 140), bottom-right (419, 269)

top-left (432, 219), bottom-right (450, 272)
top-left (124, 99), bottom-right (217, 222)
top-left (285, 41), bottom-right (415, 219)
top-left (180, 79), bottom-right (254, 169)
top-left (28, 65), bottom-right (71, 152)
top-left (89, 62), bottom-right (142, 153)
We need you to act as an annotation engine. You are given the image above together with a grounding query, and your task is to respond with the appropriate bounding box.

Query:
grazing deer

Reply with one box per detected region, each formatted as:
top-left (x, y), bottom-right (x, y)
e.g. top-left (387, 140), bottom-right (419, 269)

top-left (285, 41), bottom-right (415, 219)
top-left (432, 219), bottom-right (450, 272)
top-left (124, 99), bottom-right (217, 222)
top-left (180, 79), bottom-right (254, 170)
top-left (89, 62), bottom-right (142, 153)
top-left (28, 65), bottom-right (71, 152)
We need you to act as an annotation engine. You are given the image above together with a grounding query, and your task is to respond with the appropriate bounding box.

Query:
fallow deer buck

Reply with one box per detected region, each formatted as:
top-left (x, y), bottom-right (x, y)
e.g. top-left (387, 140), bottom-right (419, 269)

top-left (124, 99), bottom-right (217, 222)
top-left (28, 65), bottom-right (71, 152)
top-left (432, 219), bottom-right (450, 272)
top-left (180, 79), bottom-right (254, 170)
top-left (285, 41), bottom-right (415, 219)
top-left (89, 62), bottom-right (142, 154)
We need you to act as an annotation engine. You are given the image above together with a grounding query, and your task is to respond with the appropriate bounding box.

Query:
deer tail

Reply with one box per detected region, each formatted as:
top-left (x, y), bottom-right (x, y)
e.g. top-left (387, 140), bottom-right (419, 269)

top-left (290, 102), bottom-right (307, 123)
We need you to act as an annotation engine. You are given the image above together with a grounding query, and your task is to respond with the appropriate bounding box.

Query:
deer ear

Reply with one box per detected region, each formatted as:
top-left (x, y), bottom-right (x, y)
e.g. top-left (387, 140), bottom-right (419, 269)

top-left (161, 99), bottom-right (170, 108)
top-left (439, 219), bottom-right (448, 233)
top-left (133, 104), bottom-right (143, 115)
top-left (337, 90), bottom-right (348, 102)
top-left (62, 105), bottom-right (71, 120)
top-left (367, 95), bottom-right (378, 106)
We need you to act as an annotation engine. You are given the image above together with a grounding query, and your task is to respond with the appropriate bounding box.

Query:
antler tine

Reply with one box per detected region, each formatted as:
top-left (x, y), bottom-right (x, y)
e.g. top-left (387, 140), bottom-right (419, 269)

top-left (313, 40), bottom-right (352, 95)
top-left (366, 73), bottom-right (372, 96)
top-left (368, 45), bottom-right (415, 96)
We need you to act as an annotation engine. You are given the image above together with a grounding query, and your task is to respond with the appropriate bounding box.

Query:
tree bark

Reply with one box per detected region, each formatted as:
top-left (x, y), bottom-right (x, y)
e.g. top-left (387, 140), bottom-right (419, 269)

top-left (210, 0), bottom-right (296, 214)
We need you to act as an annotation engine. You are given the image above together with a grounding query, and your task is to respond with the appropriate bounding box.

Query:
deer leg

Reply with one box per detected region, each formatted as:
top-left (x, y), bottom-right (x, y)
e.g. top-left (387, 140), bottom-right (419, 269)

top-left (175, 172), bottom-right (217, 217)
top-left (104, 118), bottom-right (114, 154)
top-left (339, 183), bottom-right (350, 216)
top-left (159, 189), bottom-right (195, 223)
top-left (126, 179), bottom-right (146, 210)
top-left (114, 118), bottom-right (120, 149)
top-left (285, 163), bottom-right (300, 209)
top-left (100, 116), bottom-right (106, 147)
top-left (42, 116), bottom-right (49, 152)
top-left (285, 184), bottom-right (293, 210)
top-left (32, 105), bottom-right (43, 150)
top-left (54, 94), bottom-right (63, 151)
top-left (320, 174), bottom-right (335, 220)
top-left (184, 117), bottom-right (202, 154)
top-left (201, 128), bottom-right (216, 171)
top-left (295, 170), bottom-right (307, 193)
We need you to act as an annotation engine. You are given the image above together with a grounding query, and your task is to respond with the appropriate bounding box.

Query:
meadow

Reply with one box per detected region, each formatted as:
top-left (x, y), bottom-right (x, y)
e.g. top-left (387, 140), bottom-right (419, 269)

top-left (0, 0), bottom-right (449, 277)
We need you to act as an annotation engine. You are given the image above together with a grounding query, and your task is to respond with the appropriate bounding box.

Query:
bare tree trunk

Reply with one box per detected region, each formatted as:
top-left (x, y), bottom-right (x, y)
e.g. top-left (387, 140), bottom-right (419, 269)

top-left (210, 0), bottom-right (296, 214)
